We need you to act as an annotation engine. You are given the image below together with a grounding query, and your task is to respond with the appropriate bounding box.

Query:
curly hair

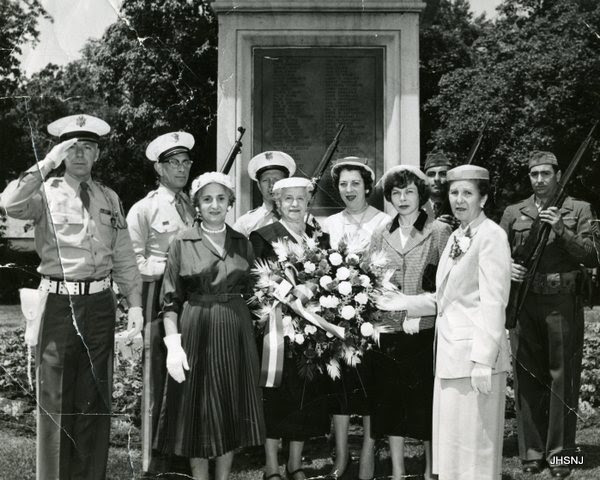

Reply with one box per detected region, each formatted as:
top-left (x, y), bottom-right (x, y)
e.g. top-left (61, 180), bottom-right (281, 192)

top-left (331, 165), bottom-right (374, 197)
top-left (383, 170), bottom-right (430, 207)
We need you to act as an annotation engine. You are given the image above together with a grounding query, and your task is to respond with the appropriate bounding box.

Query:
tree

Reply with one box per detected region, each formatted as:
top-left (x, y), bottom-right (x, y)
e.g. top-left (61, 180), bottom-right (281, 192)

top-left (420, 0), bottom-right (487, 156)
top-left (5, 0), bottom-right (218, 209)
top-left (427, 0), bottom-right (600, 215)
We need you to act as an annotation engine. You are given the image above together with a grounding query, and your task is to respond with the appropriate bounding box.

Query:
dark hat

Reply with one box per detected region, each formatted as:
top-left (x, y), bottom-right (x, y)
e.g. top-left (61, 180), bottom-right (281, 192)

top-left (424, 152), bottom-right (452, 171)
top-left (528, 151), bottom-right (558, 168)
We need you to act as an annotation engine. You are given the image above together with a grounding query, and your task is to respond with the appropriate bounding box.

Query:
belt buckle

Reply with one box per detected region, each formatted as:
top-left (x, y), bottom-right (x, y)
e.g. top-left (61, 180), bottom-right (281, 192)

top-left (547, 273), bottom-right (561, 289)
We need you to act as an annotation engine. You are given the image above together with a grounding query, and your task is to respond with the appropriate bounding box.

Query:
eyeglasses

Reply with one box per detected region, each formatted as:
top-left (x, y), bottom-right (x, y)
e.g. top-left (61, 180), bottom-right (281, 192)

top-left (166, 159), bottom-right (193, 169)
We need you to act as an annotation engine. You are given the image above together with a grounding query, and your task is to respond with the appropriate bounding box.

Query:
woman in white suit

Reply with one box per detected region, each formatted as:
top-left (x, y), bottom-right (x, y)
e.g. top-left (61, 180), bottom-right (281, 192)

top-left (376, 165), bottom-right (512, 480)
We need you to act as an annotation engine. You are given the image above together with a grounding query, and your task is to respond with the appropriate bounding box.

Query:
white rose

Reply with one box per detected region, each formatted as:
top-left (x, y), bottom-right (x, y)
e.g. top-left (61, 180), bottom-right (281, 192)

top-left (303, 261), bottom-right (316, 273)
top-left (359, 274), bottom-right (371, 287)
top-left (319, 296), bottom-right (331, 308)
top-left (329, 295), bottom-right (340, 308)
top-left (355, 292), bottom-right (369, 305)
top-left (320, 275), bottom-right (333, 289)
top-left (329, 252), bottom-right (343, 266)
top-left (336, 267), bottom-right (350, 281)
top-left (338, 281), bottom-right (352, 296)
top-left (304, 325), bottom-right (317, 335)
top-left (360, 322), bottom-right (374, 337)
top-left (341, 305), bottom-right (356, 320)
top-left (294, 333), bottom-right (305, 345)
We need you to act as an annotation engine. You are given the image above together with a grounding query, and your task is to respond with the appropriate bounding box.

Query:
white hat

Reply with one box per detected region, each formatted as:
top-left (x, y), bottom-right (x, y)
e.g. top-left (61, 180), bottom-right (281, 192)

top-left (47, 114), bottom-right (110, 142)
top-left (190, 172), bottom-right (235, 199)
top-left (447, 165), bottom-right (490, 181)
top-left (331, 156), bottom-right (375, 182)
top-left (248, 151), bottom-right (296, 181)
top-left (272, 177), bottom-right (314, 192)
top-left (381, 165), bottom-right (428, 184)
top-left (145, 131), bottom-right (195, 162)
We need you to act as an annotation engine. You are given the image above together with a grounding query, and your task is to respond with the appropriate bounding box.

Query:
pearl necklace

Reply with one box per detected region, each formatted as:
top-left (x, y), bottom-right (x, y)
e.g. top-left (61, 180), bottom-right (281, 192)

top-left (201, 222), bottom-right (226, 234)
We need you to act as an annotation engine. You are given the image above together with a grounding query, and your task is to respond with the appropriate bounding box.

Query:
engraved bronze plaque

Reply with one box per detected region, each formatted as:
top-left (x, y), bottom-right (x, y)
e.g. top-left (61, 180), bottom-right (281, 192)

top-left (253, 48), bottom-right (384, 215)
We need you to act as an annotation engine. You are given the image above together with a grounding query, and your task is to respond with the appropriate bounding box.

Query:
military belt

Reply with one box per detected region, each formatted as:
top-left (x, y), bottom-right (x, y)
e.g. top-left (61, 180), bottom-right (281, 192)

top-left (39, 276), bottom-right (112, 295)
top-left (530, 271), bottom-right (580, 295)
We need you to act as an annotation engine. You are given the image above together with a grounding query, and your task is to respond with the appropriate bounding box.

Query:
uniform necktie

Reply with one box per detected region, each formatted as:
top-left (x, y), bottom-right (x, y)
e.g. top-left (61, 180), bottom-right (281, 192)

top-left (80, 182), bottom-right (90, 212)
top-left (175, 194), bottom-right (188, 224)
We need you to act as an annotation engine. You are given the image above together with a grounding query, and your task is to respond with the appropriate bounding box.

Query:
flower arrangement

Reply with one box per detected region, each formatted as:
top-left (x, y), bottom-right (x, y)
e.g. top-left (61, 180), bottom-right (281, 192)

top-left (449, 226), bottom-right (472, 260)
top-left (251, 232), bottom-right (397, 383)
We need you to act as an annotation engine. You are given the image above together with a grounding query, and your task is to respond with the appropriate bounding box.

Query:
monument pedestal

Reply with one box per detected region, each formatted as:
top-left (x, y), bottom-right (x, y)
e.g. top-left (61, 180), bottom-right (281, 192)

top-left (212, 0), bottom-right (425, 217)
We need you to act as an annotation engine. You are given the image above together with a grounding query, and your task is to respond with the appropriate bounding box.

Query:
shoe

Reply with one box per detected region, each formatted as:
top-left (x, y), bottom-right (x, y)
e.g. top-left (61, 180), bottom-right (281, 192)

top-left (550, 466), bottom-right (571, 478)
top-left (522, 460), bottom-right (545, 474)
top-left (264, 473), bottom-right (283, 480)
top-left (286, 465), bottom-right (306, 480)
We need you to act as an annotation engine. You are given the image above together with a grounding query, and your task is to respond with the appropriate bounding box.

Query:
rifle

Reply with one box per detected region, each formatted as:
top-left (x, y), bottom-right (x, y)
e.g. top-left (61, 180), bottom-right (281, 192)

top-left (466, 118), bottom-right (489, 165)
top-left (219, 127), bottom-right (246, 175)
top-left (505, 121), bottom-right (598, 328)
top-left (306, 124), bottom-right (345, 216)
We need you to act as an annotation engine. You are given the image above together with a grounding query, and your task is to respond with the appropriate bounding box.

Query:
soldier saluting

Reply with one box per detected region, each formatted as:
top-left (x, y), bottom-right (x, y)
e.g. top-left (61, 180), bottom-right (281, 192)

top-left (233, 151), bottom-right (296, 237)
top-left (1, 114), bottom-right (143, 480)
top-left (500, 151), bottom-right (600, 478)
top-left (126, 131), bottom-right (195, 476)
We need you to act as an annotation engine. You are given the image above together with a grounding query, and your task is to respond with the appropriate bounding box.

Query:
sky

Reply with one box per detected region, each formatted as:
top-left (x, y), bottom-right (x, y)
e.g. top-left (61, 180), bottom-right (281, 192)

top-left (21, 0), bottom-right (502, 76)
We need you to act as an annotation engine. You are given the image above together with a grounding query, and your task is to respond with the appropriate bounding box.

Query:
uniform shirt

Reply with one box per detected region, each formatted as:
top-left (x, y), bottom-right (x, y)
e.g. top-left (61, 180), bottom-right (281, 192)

top-left (126, 185), bottom-right (194, 281)
top-left (500, 195), bottom-right (600, 273)
top-left (1, 165), bottom-right (142, 307)
top-left (233, 203), bottom-right (277, 237)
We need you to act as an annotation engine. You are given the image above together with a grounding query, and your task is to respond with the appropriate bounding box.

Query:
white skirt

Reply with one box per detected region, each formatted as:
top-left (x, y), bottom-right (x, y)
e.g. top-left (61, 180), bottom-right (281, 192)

top-left (432, 373), bottom-right (507, 480)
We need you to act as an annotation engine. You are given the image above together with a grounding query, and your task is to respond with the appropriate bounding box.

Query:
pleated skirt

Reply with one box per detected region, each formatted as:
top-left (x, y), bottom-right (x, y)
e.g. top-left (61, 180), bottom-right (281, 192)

top-left (432, 373), bottom-right (506, 480)
top-left (155, 298), bottom-right (265, 458)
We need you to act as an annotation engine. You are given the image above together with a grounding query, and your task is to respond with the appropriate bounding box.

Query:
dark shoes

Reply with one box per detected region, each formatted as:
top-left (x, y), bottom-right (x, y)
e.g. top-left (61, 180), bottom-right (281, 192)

top-left (522, 459), bottom-right (545, 474)
top-left (550, 466), bottom-right (571, 478)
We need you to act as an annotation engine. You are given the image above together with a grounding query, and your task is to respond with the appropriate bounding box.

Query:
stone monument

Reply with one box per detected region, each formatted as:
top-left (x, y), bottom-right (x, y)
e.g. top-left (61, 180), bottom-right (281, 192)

top-left (211, 0), bottom-right (425, 217)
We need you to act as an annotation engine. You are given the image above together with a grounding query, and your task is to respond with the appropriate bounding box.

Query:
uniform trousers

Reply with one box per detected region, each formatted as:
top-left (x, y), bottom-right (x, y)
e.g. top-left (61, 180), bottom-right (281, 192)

top-left (36, 289), bottom-right (115, 480)
top-left (510, 293), bottom-right (584, 462)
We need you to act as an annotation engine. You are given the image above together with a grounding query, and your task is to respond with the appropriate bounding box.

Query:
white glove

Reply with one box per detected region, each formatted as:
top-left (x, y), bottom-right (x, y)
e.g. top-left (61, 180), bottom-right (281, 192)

top-left (42, 138), bottom-right (78, 169)
top-left (402, 317), bottom-right (421, 335)
top-left (164, 334), bottom-right (189, 383)
top-left (126, 306), bottom-right (144, 339)
top-left (375, 290), bottom-right (408, 311)
top-left (470, 363), bottom-right (492, 394)
top-left (140, 256), bottom-right (167, 277)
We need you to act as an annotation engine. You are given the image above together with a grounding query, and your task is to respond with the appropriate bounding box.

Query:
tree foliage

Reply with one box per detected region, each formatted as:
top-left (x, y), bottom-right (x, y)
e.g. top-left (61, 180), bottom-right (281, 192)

top-left (4, 0), bottom-right (218, 209)
top-left (427, 0), bottom-right (600, 214)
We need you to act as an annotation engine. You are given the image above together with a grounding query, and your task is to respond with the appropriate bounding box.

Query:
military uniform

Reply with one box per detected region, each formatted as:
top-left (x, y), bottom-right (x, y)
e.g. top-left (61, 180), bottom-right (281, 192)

top-left (233, 203), bottom-right (278, 237)
top-left (127, 131), bottom-right (196, 475)
top-left (2, 165), bottom-right (141, 479)
top-left (500, 194), bottom-right (599, 464)
top-left (127, 185), bottom-right (194, 473)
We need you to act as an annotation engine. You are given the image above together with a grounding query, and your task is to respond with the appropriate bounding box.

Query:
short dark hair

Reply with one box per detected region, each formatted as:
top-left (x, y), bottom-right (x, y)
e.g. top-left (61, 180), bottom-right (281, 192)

top-left (383, 170), bottom-right (430, 207)
top-left (332, 165), bottom-right (374, 197)
top-left (474, 179), bottom-right (490, 197)
top-left (256, 166), bottom-right (289, 182)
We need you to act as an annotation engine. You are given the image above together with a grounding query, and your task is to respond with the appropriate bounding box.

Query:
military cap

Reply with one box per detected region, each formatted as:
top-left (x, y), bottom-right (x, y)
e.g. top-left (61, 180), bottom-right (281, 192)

top-left (528, 150), bottom-right (558, 169)
top-left (248, 151), bottom-right (296, 181)
top-left (190, 172), bottom-right (234, 199)
top-left (382, 165), bottom-right (428, 185)
top-left (145, 131), bottom-right (195, 162)
top-left (272, 177), bottom-right (314, 192)
top-left (331, 156), bottom-right (375, 182)
top-left (447, 165), bottom-right (489, 181)
top-left (47, 114), bottom-right (110, 143)
top-left (424, 152), bottom-right (452, 171)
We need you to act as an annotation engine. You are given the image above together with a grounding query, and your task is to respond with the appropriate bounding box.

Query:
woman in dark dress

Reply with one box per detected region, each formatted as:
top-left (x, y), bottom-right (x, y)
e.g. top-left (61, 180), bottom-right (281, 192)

top-left (155, 172), bottom-right (265, 480)
top-left (368, 166), bottom-right (451, 480)
top-left (249, 177), bottom-right (330, 480)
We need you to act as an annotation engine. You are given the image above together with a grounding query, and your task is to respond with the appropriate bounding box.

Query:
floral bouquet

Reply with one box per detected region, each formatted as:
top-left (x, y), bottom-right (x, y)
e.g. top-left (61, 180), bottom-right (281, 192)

top-left (251, 232), bottom-right (400, 385)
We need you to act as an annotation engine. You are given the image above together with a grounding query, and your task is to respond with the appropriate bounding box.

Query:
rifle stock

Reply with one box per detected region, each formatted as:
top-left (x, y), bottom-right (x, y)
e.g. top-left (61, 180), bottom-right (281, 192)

top-left (220, 127), bottom-right (246, 175)
top-left (505, 121), bottom-right (598, 328)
